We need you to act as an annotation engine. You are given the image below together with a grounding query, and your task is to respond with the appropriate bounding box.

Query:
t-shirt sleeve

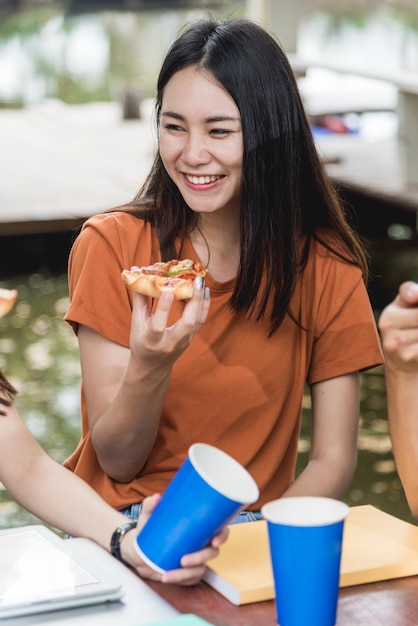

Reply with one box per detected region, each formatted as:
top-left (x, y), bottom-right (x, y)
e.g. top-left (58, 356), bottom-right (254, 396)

top-left (65, 215), bottom-right (133, 347)
top-left (306, 255), bottom-right (383, 385)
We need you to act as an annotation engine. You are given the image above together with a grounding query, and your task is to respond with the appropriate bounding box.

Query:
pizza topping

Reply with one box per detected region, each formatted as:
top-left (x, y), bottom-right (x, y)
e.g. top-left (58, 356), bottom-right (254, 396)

top-left (121, 259), bottom-right (207, 300)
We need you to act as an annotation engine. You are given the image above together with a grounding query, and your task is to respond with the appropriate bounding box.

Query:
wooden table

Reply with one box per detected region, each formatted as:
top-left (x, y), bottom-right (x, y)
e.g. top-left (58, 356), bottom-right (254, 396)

top-left (147, 575), bottom-right (418, 625)
top-left (5, 534), bottom-right (417, 625)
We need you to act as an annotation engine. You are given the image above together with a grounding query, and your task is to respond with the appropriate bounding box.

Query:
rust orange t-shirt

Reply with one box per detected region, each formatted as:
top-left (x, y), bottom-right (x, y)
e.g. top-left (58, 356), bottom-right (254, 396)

top-left (64, 212), bottom-right (383, 510)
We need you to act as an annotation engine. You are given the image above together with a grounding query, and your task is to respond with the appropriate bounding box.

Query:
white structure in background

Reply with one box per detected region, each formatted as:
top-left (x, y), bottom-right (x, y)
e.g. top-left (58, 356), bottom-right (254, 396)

top-left (246, 0), bottom-right (302, 54)
top-left (246, 0), bottom-right (418, 188)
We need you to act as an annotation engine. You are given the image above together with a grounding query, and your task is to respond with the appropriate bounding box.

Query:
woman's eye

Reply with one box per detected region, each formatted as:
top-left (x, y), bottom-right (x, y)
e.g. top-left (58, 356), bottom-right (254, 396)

top-left (210, 128), bottom-right (231, 136)
top-left (164, 124), bottom-right (184, 132)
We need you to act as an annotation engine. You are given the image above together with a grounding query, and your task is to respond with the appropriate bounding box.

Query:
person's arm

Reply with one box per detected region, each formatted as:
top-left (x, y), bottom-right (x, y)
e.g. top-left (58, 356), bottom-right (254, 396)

top-left (0, 395), bottom-right (226, 585)
top-left (378, 281), bottom-right (418, 517)
top-left (79, 286), bottom-right (210, 482)
top-left (282, 372), bottom-right (360, 498)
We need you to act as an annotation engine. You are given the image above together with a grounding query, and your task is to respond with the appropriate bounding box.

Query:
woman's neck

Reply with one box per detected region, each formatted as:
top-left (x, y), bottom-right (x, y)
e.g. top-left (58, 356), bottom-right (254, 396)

top-left (190, 215), bottom-right (240, 282)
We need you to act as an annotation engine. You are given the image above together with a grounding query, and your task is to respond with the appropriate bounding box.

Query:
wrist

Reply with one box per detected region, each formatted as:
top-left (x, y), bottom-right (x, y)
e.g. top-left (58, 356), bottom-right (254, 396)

top-left (385, 360), bottom-right (418, 378)
top-left (110, 521), bottom-right (137, 564)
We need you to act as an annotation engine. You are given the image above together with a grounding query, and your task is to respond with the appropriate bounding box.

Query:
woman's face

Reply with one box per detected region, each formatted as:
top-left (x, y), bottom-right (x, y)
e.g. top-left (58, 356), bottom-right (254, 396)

top-left (159, 66), bottom-right (243, 218)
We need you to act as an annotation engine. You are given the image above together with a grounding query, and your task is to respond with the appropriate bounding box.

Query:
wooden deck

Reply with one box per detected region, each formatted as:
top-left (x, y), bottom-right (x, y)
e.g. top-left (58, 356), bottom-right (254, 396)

top-left (316, 133), bottom-right (418, 243)
top-left (0, 100), bottom-right (155, 236)
top-left (1, 99), bottom-right (418, 272)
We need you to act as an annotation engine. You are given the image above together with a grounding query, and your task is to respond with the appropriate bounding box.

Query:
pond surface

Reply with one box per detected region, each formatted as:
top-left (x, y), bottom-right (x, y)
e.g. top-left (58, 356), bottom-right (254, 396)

top-left (0, 269), bottom-right (416, 530)
top-left (0, 273), bottom-right (81, 528)
top-left (0, 1), bottom-right (417, 106)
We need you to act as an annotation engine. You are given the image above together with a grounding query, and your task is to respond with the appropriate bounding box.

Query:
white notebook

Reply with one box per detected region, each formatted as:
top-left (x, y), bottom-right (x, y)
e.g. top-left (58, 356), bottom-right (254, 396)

top-left (0, 525), bottom-right (123, 619)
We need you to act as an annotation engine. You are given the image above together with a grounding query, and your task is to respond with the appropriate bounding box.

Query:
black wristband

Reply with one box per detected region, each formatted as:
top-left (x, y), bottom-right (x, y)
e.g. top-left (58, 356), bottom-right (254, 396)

top-left (110, 521), bottom-right (137, 563)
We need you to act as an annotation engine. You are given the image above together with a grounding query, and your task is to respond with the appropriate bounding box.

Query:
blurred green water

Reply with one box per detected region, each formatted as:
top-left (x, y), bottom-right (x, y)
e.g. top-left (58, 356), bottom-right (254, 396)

top-left (0, 271), bottom-right (416, 530)
top-left (0, 273), bottom-right (81, 528)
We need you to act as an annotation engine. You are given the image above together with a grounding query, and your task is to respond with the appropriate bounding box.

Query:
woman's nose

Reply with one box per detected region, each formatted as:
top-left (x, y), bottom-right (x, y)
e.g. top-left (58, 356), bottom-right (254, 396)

top-left (183, 133), bottom-right (210, 165)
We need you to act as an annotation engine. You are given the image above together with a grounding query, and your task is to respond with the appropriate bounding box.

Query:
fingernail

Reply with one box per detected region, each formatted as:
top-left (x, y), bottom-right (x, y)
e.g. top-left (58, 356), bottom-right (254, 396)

top-left (195, 276), bottom-right (204, 290)
top-left (160, 290), bottom-right (173, 302)
top-left (204, 287), bottom-right (210, 300)
top-left (408, 283), bottom-right (418, 296)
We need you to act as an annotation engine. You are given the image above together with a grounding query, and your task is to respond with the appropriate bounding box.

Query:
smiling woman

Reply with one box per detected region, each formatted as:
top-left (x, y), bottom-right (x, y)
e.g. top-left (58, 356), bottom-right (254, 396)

top-left (58, 18), bottom-right (384, 531)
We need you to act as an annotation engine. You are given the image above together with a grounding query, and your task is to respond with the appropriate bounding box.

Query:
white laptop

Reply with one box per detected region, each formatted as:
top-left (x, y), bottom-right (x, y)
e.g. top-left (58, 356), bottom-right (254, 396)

top-left (0, 525), bottom-right (123, 620)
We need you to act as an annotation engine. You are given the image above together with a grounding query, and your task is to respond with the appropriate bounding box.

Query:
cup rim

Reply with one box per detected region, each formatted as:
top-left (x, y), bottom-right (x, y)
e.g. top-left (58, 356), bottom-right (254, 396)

top-left (261, 496), bottom-right (349, 527)
top-left (189, 442), bottom-right (259, 504)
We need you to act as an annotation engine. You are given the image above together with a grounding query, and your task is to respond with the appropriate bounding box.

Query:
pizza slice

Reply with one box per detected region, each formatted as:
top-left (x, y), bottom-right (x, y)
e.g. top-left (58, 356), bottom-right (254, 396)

top-left (0, 288), bottom-right (18, 319)
top-left (121, 259), bottom-right (207, 300)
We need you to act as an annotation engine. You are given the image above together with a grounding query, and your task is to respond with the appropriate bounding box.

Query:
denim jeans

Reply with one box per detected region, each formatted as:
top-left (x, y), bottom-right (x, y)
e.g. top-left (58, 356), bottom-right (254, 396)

top-left (229, 510), bottom-right (262, 524)
top-left (119, 502), bottom-right (262, 525)
top-left (120, 502), bottom-right (142, 521)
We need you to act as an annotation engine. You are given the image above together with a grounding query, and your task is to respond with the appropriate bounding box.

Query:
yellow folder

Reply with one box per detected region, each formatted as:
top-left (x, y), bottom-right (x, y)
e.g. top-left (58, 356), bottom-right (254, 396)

top-left (203, 505), bottom-right (418, 605)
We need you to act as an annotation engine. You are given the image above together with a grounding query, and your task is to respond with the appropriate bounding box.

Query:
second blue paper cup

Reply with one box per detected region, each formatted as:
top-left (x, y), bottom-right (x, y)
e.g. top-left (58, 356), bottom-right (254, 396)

top-left (262, 497), bottom-right (349, 626)
top-left (135, 442), bottom-right (259, 572)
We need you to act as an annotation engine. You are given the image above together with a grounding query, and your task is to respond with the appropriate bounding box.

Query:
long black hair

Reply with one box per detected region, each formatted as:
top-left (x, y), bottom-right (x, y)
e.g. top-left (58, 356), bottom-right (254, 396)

top-left (0, 371), bottom-right (17, 416)
top-left (121, 18), bottom-right (368, 335)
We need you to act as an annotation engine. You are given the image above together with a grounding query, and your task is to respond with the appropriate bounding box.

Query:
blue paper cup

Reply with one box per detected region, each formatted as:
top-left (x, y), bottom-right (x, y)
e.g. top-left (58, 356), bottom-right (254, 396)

top-left (135, 443), bottom-right (259, 572)
top-left (261, 497), bottom-right (349, 626)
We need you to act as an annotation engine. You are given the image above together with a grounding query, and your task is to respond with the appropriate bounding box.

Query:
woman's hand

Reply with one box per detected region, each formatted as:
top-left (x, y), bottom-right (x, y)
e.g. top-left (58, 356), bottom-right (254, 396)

top-left (378, 281), bottom-right (418, 372)
top-left (129, 278), bottom-right (210, 371)
top-left (120, 494), bottom-right (228, 586)
top-left (379, 282), bottom-right (418, 518)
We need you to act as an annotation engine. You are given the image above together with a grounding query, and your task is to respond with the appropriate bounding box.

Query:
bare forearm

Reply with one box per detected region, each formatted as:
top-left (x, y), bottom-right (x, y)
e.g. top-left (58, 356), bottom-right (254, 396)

top-left (6, 450), bottom-right (126, 546)
top-left (283, 452), bottom-right (357, 500)
top-left (91, 360), bottom-right (172, 481)
top-left (385, 365), bottom-right (418, 517)
top-left (79, 287), bottom-right (210, 483)
top-left (286, 374), bottom-right (359, 500)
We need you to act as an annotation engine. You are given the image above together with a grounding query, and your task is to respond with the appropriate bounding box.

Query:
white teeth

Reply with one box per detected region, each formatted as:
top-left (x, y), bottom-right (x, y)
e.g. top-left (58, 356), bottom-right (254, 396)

top-left (187, 175), bottom-right (220, 184)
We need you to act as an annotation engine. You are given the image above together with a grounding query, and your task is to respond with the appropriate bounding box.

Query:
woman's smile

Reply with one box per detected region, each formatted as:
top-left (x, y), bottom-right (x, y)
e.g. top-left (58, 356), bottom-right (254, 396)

top-left (183, 173), bottom-right (225, 188)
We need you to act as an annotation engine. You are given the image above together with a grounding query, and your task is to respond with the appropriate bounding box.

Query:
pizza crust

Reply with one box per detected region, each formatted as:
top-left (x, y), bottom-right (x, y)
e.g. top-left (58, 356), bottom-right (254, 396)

top-left (0, 288), bottom-right (18, 319)
top-left (121, 271), bottom-right (194, 300)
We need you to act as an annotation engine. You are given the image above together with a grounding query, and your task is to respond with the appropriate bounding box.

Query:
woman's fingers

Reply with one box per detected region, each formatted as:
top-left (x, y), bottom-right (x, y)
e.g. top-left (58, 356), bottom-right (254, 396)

top-left (137, 493), bottom-right (161, 529)
top-left (148, 291), bottom-right (175, 335)
top-left (379, 285), bottom-right (418, 371)
top-left (398, 281), bottom-right (418, 306)
top-left (160, 565), bottom-right (206, 586)
top-left (177, 279), bottom-right (210, 329)
top-left (209, 525), bottom-right (229, 548)
top-left (130, 279), bottom-right (210, 363)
